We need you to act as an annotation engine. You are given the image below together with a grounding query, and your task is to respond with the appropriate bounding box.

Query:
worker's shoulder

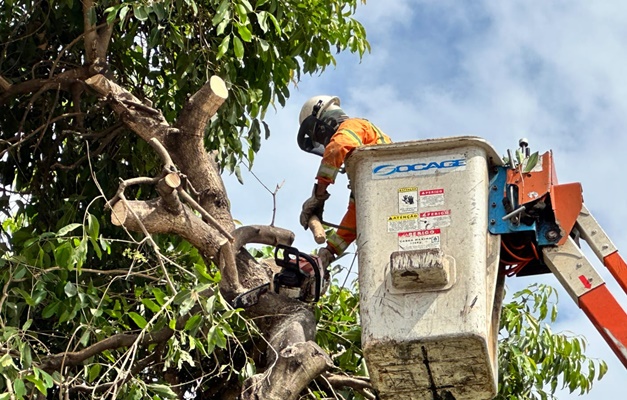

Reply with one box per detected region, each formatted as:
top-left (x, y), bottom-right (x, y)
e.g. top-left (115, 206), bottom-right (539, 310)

top-left (338, 118), bottom-right (371, 131)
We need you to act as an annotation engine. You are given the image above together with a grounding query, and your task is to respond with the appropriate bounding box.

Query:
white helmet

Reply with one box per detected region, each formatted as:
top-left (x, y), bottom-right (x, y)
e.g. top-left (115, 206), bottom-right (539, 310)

top-left (298, 95), bottom-right (341, 125)
top-left (297, 95), bottom-right (344, 156)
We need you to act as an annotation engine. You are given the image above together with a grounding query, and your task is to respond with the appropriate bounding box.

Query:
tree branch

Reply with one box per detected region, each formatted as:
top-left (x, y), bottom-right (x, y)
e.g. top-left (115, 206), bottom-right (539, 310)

top-left (177, 76), bottom-right (228, 137)
top-left (85, 74), bottom-right (171, 144)
top-left (233, 225), bottom-right (295, 252)
top-left (322, 373), bottom-right (376, 400)
top-left (110, 198), bottom-right (223, 261)
top-left (0, 67), bottom-right (90, 106)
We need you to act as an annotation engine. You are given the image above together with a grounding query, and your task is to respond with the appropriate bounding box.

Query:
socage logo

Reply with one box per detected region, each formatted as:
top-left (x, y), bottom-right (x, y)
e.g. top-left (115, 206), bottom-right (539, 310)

top-left (372, 159), bottom-right (467, 177)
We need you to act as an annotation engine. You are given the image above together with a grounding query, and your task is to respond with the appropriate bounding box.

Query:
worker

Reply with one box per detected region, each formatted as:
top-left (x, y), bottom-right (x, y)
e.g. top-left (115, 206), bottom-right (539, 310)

top-left (297, 95), bottom-right (392, 269)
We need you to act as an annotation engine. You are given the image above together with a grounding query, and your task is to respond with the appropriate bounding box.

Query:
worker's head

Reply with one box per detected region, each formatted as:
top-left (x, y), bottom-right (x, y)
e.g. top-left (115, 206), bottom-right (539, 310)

top-left (297, 95), bottom-right (347, 156)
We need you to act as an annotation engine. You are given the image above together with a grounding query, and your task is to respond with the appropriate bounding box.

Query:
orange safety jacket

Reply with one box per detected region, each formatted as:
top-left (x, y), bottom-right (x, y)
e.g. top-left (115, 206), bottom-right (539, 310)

top-left (315, 118), bottom-right (392, 255)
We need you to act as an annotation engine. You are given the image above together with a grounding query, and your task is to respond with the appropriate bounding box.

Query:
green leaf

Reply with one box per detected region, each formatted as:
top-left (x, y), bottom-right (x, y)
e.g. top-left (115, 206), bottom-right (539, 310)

top-left (87, 214), bottom-right (100, 241)
top-left (238, 24), bottom-right (253, 42)
top-left (134, 4), bottom-right (148, 21)
top-left (64, 281), bottom-right (78, 297)
top-left (235, 4), bottom-right (249, 24)
top-left (217, 36), bottom-right (230, 59)
top-left (153, 287), bottom-right (167, 305)
top-left (233, 36), bottom-right (244, 59)
top-left (523, 151), bottom-right (540, 173)
top-left (42, 301), bottom-right (60, 318)
top-left (240, 0), bottom-right (253, 12)
top-left (179, 296), bottom-right (195, 316)
top-left (212, 0), bottom-right (230, 26)
top-left (79, 330), bottom-right (90, 347)
top-left (13, 287), bottom-right (34, 306)
top-left (89, 237), bottom-right (102, 259)
top-left (14, 378), bottom-right (26, 398)
top-left (104, 5), bottom-right (120, 24)
top-left (88, 363), bottom-right (101, 383)
top-left (71, 238), bottom-right (88, 269)
top-left (119, 5), bottom-right (130, 28)
top-left (129, 312), bottom-right (148, 329)
top-left (142, 298), bottom-right (161, 313)
top-left (19, 342), bottom-right (32, 368)
top-left (184, 314), bottom-right (202, 332)
top-left (266, 13), bottom-right (281, 35)
top-left (256, 11), bottom-right (268, 32)
top-left (22, 319), bottom-right (33, 331)
top-left (53, 242), bottom-right (73, 267)
top-left (57, 223), bottom-right (82, 236)
top-left (147, 384), bottom-right (178, 398)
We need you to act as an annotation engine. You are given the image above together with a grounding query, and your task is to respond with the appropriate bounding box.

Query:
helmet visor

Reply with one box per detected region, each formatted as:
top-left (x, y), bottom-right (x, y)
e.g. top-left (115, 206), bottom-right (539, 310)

top-left (297, 115), bottom-right (326, 156)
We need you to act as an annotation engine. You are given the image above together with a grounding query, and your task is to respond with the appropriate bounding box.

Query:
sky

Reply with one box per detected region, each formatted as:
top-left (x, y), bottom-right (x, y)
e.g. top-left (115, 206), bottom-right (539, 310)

top-left (223, 1), bottom-right (627, 398)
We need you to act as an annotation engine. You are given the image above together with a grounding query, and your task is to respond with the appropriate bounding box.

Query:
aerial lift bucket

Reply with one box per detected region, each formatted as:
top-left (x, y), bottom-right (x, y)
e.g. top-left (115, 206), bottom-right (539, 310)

top-left (345, 137), bottom-right (505, 400)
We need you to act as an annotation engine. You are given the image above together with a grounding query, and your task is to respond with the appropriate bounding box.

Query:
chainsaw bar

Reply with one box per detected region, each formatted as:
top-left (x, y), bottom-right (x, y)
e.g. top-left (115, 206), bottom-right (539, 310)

top-left (232, 283), bottom-right (270, 309)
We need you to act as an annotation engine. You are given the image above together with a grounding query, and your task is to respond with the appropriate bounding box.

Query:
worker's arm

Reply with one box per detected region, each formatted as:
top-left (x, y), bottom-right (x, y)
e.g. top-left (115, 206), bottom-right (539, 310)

top-left (300, 125), bottom-right (364, 230)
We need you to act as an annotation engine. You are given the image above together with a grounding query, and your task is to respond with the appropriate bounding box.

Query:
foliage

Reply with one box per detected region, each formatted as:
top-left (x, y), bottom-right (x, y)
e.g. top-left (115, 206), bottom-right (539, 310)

top-left (0, 0), bottom-right (369, 187)
top-left (497, 284), bottom-right (607, 399)
top-left (0, 1), bottom-right (369, 394)
top-left (0, 214), bottom-right (260, 398)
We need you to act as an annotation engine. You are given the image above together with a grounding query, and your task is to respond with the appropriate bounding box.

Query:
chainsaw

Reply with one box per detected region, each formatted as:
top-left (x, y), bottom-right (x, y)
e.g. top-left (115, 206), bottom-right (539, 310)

top-left (232, 244), bottom-right (327, 308)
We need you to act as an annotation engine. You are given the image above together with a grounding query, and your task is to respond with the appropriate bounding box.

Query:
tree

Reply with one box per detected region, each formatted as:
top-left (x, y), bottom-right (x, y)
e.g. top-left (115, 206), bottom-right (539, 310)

top-left (0, 0), bottom-right (370, 398)
top-left (497, 284), bottom-right (607, 399)
top-left (0, 1), bottom-right (608, 399)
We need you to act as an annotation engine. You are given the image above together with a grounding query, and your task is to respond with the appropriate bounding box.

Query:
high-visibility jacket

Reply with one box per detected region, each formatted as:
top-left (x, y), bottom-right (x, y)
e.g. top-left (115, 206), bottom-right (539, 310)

top-left (316, 118), bottom-right (391, 184)
top-left (315, 118), bottom-right (392, 255)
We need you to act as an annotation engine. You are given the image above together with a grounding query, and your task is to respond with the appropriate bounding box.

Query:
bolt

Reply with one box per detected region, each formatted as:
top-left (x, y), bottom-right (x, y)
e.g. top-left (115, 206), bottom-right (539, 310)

top-left (491, 185), bottom-right (498, 191)
top-left (545, 230), bottom-right (559, 241)
top-left (490, 219), bottom-right (496, 225)
top-left (491, 202), bottom-right (497, 208)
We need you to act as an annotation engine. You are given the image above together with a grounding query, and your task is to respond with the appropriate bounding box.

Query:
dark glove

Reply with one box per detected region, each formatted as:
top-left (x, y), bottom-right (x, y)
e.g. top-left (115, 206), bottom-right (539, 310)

top-left (300, 184), bottom-right (330, 229)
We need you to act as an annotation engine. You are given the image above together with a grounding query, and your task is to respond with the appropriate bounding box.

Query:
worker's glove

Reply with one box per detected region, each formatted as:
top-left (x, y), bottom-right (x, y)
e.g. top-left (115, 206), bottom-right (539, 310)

top-left (300, 185), bottom-right (330, 230)
top-left (317, 247), bottom-right (336, 269)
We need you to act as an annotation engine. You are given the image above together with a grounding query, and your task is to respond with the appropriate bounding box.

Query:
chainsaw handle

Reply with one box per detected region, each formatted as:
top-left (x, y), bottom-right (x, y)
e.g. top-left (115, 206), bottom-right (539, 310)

top-left (308, 215), bottom-right (326, 244)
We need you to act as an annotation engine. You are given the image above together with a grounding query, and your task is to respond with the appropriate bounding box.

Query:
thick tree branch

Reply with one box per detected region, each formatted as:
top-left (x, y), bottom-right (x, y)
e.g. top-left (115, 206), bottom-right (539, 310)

top-left (177, 76), bottom-right (228, 137)
top-left (0, 75), bottom-right (11, 92)
top-left (233, 225), bottom-right (295, 252)
top-left (0, 67), bottom-right (90, 106)
top-left (110, 198), bottom-right (223, 260)
top-left (82, 0), bottom-right (113, 65)
top-left (169, 77), bottom-right (232, 230)
top-left (85, 74), bottom-right (171, 143)
top-left (242, 341), bottom-right (333, 400)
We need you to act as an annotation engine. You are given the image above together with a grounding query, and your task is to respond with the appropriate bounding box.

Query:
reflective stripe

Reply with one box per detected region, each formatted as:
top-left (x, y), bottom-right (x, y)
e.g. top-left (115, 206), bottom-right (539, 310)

top-left (340, 128), bottom-right (363, 145)
top-left (317, 163), bottom-right (340, 181)
top-left (327, 233), bottom-right (349, 255)
top-left (371, 124), bottom-right (390, 144)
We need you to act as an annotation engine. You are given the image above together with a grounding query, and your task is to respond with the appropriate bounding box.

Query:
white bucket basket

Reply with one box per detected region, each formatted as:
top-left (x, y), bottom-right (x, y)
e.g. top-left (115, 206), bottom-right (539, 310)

top-left (345, 137), bottom-right (504, 400)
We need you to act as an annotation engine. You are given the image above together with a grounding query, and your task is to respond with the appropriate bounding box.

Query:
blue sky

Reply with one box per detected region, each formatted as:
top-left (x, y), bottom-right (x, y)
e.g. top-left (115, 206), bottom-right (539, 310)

top-left (224, 1), bottom-right (627, 397)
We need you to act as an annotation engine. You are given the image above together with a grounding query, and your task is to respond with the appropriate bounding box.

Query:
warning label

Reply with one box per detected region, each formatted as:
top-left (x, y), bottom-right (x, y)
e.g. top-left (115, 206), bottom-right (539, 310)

top-left (420, 189), bottom-right (445, 208)
top-left (388, 213), bottom-right (419, 232)
top-left (398, 187), bottom-right (418, 213)
top-left (398, 229), bottom-right (441, 250)
top-left (419, 210), bottom-right (451, 229)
